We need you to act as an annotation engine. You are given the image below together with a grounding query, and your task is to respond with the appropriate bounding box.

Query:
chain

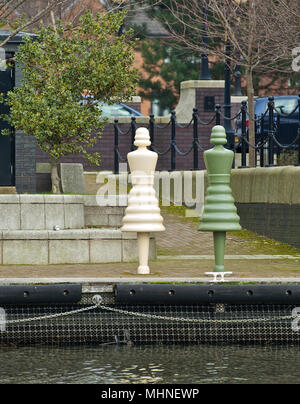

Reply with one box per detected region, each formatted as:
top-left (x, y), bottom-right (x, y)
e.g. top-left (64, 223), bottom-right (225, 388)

top-left (98, 303), bottom-right (297, 325)
top-left (0, 293), bottom-right (298, 326)
top-left (0, 303), bottom-right (101, 326)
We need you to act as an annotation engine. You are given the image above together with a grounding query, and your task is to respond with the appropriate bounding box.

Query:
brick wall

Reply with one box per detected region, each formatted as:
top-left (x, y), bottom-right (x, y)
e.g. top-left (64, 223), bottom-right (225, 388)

top-left (15, 132), bottom-right (36, 193)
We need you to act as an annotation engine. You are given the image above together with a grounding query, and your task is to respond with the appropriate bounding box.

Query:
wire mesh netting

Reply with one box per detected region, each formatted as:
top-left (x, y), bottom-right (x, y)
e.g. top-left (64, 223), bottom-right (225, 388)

top-left (1, 293), bottom-right (300, 346)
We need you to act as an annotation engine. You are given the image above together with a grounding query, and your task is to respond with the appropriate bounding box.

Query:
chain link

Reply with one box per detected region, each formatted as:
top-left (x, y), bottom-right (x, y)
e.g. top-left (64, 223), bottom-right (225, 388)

top-left (0, 304), bottom-right (100, 325)
top-left (98, 304), bottom-right (298, 325)
top-left (0, 294), bottom-right (298, 326)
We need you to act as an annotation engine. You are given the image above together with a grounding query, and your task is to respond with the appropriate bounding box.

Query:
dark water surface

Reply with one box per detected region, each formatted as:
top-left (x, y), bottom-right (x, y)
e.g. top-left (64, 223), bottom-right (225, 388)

top-left (1, 344), bottom-right (300, 384)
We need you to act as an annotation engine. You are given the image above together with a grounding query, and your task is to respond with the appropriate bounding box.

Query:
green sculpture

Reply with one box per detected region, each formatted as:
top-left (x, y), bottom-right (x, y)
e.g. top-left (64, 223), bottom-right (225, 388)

top-left (199, 125), bottom-right (241, 273)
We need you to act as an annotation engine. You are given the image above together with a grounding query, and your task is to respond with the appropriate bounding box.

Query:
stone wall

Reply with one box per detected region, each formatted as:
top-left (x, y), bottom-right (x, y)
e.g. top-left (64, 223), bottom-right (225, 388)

top-left (0, 194), bottom-right (155, 264)
top-left (229, 166), bottom-right (300, 248)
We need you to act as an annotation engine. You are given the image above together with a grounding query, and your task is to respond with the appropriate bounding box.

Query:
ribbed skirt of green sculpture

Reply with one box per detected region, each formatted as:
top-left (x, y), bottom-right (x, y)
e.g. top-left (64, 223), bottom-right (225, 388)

top-left (199, 125), bottom-right (241, 272)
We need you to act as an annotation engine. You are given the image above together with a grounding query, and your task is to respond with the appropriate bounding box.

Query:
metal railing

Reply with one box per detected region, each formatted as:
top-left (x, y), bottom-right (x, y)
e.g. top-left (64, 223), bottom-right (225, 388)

top-left (113, 95), bottom-right (300, 173)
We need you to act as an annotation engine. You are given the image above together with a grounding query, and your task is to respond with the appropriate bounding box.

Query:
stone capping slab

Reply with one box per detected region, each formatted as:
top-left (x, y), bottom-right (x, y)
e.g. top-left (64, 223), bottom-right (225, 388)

top-left (0, 277), bottom-right (300, 286)
top-left (0, 195), bottom-right (84, 204)
top-left (0, 229), bottom-right (138, 240)
top-left (231, 166), bottom-right (300, 205)
top-left (181, 80), bottom-right (225, 89)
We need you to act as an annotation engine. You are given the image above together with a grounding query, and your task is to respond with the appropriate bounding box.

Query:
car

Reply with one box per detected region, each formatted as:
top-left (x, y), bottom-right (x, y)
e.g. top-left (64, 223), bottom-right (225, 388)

top-left (80, 96), bottom-right (144, 117)
top-left (235, 95), bottom-right (299, 149)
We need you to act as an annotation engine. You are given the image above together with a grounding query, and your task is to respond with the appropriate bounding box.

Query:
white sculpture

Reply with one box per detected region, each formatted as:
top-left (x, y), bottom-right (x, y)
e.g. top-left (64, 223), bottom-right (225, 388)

top-left (121, 127), bottom-right (165, 274)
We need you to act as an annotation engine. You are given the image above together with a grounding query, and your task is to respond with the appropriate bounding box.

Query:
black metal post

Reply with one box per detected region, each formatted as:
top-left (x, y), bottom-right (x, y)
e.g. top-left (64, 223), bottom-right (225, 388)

top-left (130, 116), bottom-right (136, 151)
top-left (276, 113), bottom-right (281, 161)
top-left (297, 94), bottom-right (300, 165)
top-left (239, 101), bottom-right (247, 168)
top-left (149, 114), bottom-right (154, 146)
top-left (267, 96), bottom-right (275, 166)
top-left (215, 104), bottom-right (221, 125)
top-left (193, 108), bottom-right (199, 170)
top-left (224, 41), bottom-right (235, 151)
top-left (260, 115), bottom-right (265, 167)
top-left (199, 2), bottom-right (211, 80)
top-left (171, 110), bottom-right (176, 171)
top-left (114, 119), bottom-right (119, 175)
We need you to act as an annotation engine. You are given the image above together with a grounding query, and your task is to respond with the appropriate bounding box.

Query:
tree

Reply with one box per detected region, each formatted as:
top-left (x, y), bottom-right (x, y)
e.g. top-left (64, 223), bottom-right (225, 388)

top-left (128, 1), bottom-right (223, 114)
top-left (0, 0), bottom-right (69, 47)
top-left (1, 10), bottom-right (138, 193)
top-left (158, 0), bottom-right (300, 166)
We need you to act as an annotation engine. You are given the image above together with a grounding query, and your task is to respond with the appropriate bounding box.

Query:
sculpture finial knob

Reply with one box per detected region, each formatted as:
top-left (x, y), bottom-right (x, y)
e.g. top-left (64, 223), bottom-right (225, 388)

top-left (210, 125), bottom-right (227, 145)
top-left (134, 127), bottom-right (151, 147)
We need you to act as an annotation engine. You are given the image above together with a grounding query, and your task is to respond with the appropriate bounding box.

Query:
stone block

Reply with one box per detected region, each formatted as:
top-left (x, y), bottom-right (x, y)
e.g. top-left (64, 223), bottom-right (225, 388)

top-left (3, 240), bottom-right (48, 265)
top-left (49, 240), bottom-right (89, 264)
top-left (60, 163), bottom-right (86, 194)
top-left (0, 195), bottom-right (20, 203)
top-left (90, 239), bottom-right (122, 263)
top-left (108, 214), bottom-right (123, 227)
top-left (48, 229), bottom-right (90, 239)
top-left (21, 203), bottom-right (45, 230)
top-left (63, 195), bottom-right (84, 204)
top-left (2, 230), bottom-right (49, 239)
top-left (19, 194), bottom-right (44, 204)
top-left (122, 239), bottom-right (138, 262)
top-left (45, 203), bottom-right (65, 230)
top-left (122, 237), bottom-right (156, 262)
top-left (89, 229), bottom-right (121, 239)
top-left (64, 203), bottom-right (85, 229)
top-left (0, 203), bottom-right (20, 230)
top-left (84, 208), bottom-right (109, 227)
top-left (43, 195), bottom-right (64, 204)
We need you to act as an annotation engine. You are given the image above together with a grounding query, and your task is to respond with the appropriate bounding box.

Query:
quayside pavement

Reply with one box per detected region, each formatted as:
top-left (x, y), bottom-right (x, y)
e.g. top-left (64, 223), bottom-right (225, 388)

top-left (0, 206), bottom-right (299, 280)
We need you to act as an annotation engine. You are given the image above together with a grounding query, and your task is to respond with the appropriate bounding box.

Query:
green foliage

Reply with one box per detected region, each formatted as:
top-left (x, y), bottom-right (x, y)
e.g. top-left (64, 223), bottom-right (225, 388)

top-left (138, 38), bottom-right (224, 112)
top-left (138, 39), bottom-right (200, 112)
top-left (1, 10), bottom-right (139, 164)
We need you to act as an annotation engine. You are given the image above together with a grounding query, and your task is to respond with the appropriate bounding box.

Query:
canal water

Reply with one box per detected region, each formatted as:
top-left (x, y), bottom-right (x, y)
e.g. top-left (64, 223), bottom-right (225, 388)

top-left (1, 344), bottom-right (300, 384)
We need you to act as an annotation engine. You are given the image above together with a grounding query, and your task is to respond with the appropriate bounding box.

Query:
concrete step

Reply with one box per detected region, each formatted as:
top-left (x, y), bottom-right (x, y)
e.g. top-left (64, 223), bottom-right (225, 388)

top-left (0, 229), bottom-right (156, 265)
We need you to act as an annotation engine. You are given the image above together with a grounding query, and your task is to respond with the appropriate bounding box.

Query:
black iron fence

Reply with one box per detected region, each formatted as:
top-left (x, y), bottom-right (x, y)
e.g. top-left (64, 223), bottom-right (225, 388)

top-left (113, 95), bottom-right (300, 173)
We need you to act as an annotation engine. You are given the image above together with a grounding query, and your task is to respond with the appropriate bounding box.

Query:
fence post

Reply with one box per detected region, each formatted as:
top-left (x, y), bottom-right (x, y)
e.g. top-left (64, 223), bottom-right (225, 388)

top-left (260, 115), bottom-right (265, 167)
top-left (215, 104), bottom-right (221, 125)
top-left (193, 108), bottom-right (199, 170)
top-left (114, 119), bottom-right (119, 174)
top-left (298, 94), bottom-right (300, 165)
top-left (149, 114), bottom-right (154, 146)
top-left (267, 96), bottom-right (275, 166)
top-left (240, 100), bottom-right (247, 168)
top-left (276, 113), bottom-right (281, 161)
top-left (171, 110), bottom-right (176, 171)
top-left (131, 116), bottom-right (136, 151)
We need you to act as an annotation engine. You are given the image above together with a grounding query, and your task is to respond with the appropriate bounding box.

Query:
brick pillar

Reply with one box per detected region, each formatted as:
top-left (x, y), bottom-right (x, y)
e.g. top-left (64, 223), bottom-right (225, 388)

top-left (175, 80), bottom-right (225, 169)
top-left (14, 64), bottom-right (37, 193)
top-left (15, 132), bottom-right (36, 193)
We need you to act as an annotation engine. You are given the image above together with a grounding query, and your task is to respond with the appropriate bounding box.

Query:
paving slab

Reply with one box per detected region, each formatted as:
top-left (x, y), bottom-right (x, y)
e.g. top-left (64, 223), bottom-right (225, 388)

top-left (0, 205), bottom-right (299, 280)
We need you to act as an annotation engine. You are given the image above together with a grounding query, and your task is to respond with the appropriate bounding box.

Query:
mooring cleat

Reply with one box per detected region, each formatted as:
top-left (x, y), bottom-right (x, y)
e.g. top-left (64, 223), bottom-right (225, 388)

top-left (205, 272), bottom-right (233, 282)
